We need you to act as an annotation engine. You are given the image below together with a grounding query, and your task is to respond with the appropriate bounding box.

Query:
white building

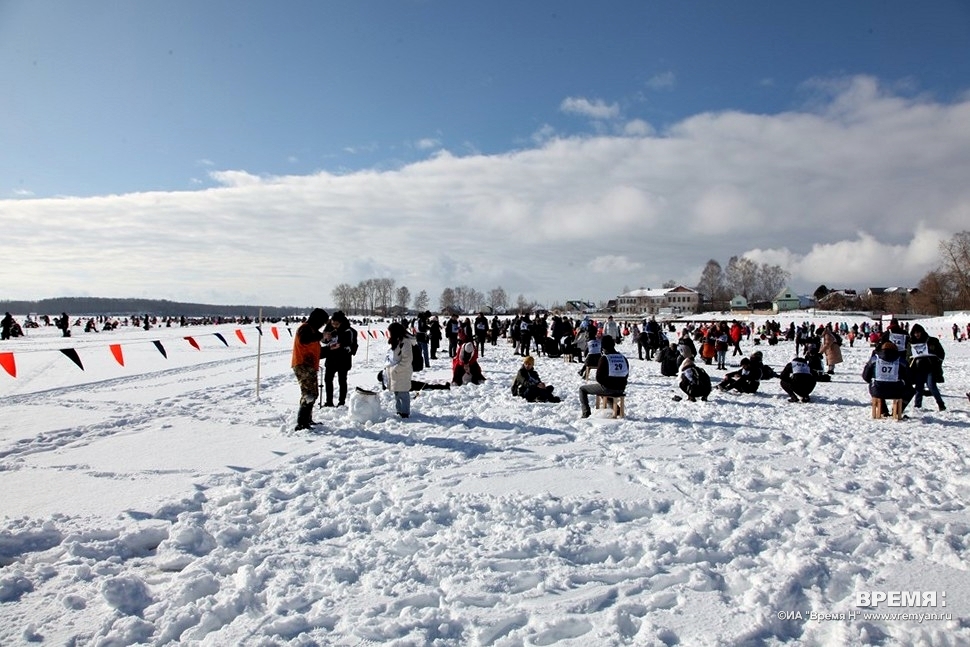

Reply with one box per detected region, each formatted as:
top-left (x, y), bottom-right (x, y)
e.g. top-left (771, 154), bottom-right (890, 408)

top-left (615, 286), bottom-right (700, 316)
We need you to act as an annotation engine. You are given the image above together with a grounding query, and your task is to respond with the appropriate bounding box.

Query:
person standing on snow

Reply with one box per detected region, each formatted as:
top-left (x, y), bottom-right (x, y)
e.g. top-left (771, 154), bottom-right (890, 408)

top-left (819, 325), bottom-right (844, 375)
top-left (1, 312), bottom-right (14, 341)
top-left (906, 323), bottom-right (946, 411)
top-left (291, 308), bottom-right (328, 430)
top-left (321, 311), bottom-right (355, 407)
top-left (384, 321), bottom-right (416, 418)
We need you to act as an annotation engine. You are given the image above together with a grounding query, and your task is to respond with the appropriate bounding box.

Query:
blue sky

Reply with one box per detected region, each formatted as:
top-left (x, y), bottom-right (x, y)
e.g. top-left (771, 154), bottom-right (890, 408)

top-left (2, 1), bottom-right (970, 308)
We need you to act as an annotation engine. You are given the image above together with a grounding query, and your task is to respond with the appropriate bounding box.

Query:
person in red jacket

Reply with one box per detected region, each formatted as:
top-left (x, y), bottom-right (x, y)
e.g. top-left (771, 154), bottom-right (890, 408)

top-left (452, 342), bottom-right (486, 386)
top-left (291, 308), bottom-right (328, 430)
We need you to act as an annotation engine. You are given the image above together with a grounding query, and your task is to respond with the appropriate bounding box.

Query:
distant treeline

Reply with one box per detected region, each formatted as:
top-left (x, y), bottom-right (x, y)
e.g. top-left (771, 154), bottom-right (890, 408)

top-left (0, 297), bottom-right (313, 319)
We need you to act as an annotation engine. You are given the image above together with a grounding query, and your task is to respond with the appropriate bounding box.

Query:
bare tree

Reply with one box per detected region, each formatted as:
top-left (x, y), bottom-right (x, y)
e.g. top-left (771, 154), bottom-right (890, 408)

top-left (488, 287), bottom-right (509, 312)
top-left (756, 263), bottom-right (790, 302)
top-left (413, 290), bottom-right (429, 313)
top-left (725, 256), bottom-right (759, 301)
top-left (695, 259), bottom-right (726, 311)
top-left (331, 283), bottom-right (354, 313)
top-left (912, 271), bottom-right (948, 316)
top-left (373, 278), bottom-right (395, 314)
top-left (439, 287), bottom-right (457, 313)
top-left (466, 288), bottom-right (484, 313)
top-left (395, 285), bottom-right (411, 311)
top-left (939, 231), bottom-right (970, 309)
top-left (516, 294), bottom-right (530, 314)
top-left (351, 282), bottom-right (368, 316)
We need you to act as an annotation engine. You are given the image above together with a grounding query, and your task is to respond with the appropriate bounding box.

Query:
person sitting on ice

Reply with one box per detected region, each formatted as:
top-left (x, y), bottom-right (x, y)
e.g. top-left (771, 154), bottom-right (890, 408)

top-left (511, 355), bottom-right (561, 402)
top-left (578, 335), bottom-right (629, 418)
top-left (716, 357), bottom-right (762, 394)
top-left (452, 342), bottom-right (486, 386)
top-left (578, 328), bottom-right (602, 377)
top-left (675, 356), bottom-right (711, 402)
top-left (863, 341), bottom-right (916, 417)
top-left (779, 354), bottom-right (817, 403)
top-left (376, 370), bottom-right (451, 393)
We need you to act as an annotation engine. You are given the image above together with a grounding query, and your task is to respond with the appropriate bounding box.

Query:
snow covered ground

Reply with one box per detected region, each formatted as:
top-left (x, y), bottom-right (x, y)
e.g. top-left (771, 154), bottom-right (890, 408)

top-left (1, 313), bottom-right (969, 646)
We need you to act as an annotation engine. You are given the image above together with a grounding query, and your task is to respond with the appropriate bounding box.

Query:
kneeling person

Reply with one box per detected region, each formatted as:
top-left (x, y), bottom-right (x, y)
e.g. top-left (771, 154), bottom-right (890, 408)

top-left (779, 355), bottom-right (817, 403)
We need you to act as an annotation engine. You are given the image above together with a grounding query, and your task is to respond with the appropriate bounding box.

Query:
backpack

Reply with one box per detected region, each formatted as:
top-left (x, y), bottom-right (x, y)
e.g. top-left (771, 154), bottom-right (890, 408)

top-left (411, 341), bottom-right (424, 372)
top-left (348, 328), bottom-right (359, 356)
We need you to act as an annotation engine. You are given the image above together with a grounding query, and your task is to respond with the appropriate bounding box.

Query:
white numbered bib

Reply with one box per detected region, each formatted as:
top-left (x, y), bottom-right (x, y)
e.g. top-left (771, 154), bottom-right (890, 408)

top-left (791, 360), bottom-right (811, 375)
top-left (587, 339), bottom-right (602, 355)
top-left (890, 333), bottom-right (907, 351)
top-left (874, 357), bottom-right (900, 382)
top-left (910, 342), bottom-right (930, 358)
top-left (606, 353), bottom-right (630, 378)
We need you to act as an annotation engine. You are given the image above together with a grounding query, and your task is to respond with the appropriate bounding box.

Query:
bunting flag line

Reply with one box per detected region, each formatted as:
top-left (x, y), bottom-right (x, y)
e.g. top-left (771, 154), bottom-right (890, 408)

top-left (109, 344), bottom-right (125, 367)
top-left (0, 352), bottom-right (16, 378)
top-left (0, 324), bottom-right (388, 379)
top-left (60, 348), bottom-right (84, 371)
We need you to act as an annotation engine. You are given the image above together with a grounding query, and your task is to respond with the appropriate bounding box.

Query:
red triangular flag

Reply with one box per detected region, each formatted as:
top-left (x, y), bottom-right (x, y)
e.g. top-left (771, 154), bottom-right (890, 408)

top-left (153, 340), bottom-right (167, 358)
top-left (109, 344), bottom-right (125, 367)
top-left (60, 348), bottom-right (84, 370)
top-left (185, 336), bottom-right (200, 351)
top-left (235, 329), bottom-right (247, 344)
top-left (213, 332), bottom-right (228, 347)
top-left (271, 326), bottom-right (279, 340)
top-left (0, 352), bottom-right (16, 378)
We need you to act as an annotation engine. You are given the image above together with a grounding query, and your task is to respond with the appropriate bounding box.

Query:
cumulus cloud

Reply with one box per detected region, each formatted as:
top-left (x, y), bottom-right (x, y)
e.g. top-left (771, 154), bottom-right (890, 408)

top-left (622, 119), bottom-right (654, 137)
top-left (3, 75), bottom-right (969, 306)
top-left (208, 170), bottom-right (264, 187)
top-left (560, 97), bottom-right (621, 120)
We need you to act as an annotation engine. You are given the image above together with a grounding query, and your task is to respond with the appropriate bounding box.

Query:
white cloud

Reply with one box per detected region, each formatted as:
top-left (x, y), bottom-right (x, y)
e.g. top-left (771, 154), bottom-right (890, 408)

top-left (208, 170), bottom-right (264, 187)
top-left (415, 138), bottom-right (441, 151)
top-left (560, 97), bottom-right (620, 120)
top-left (622, 119), bottom-right (654, 137)
top-left (12, 188), bottom-right (34, 197)
top-left (645, 71), bottom-right (675, 90)
top-left (3, 75), bottom-right (969, 306)
top-left (588, 255), bottom-right (644, 274)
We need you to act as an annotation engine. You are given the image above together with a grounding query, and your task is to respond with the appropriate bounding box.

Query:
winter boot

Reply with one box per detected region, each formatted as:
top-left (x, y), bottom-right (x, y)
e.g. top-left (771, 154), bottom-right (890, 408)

top-left (295, 403), bottom-right (314, 430)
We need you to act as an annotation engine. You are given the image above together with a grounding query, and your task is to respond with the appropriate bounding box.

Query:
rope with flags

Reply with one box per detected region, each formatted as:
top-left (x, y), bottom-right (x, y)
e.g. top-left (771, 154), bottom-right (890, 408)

top-left (0, 325), bottom-right (390, 379)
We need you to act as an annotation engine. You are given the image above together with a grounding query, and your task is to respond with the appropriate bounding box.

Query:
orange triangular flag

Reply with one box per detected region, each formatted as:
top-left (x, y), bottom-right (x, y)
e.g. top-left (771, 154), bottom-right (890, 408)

top-left (0, 352), bottom-right (16, 378)
top-left (235, 329), bottom-right (247, 344)
top-left (271, 326), bottom-right (279, 340)
top-left (109, 344), bottom-right (125, 366)
top-left (185, 336), bottom-right (200, 350)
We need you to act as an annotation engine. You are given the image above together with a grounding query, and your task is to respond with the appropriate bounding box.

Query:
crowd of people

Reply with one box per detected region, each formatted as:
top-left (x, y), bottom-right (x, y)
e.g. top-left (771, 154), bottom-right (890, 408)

top-left (284, 308), bottom-right (970, 429)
